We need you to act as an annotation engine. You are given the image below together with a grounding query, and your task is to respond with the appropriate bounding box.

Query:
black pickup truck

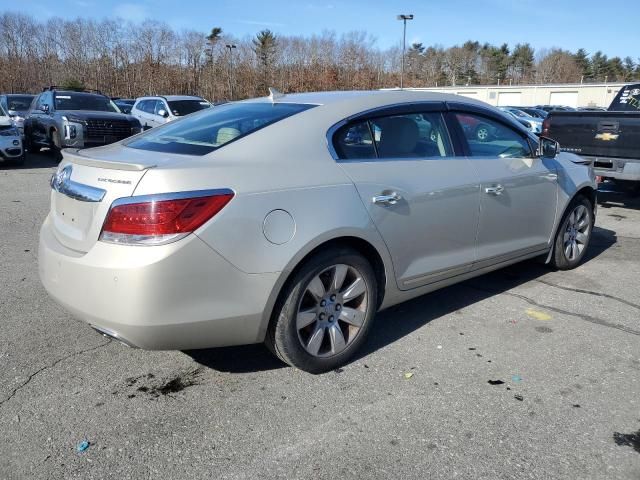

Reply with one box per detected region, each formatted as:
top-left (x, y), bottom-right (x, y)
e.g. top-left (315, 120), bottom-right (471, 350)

top-left (543, 83), bottom-right (640, 184)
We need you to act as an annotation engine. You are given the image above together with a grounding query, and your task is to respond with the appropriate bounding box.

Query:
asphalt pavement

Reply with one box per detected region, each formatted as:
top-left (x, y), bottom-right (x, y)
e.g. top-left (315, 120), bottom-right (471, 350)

top-left (1, 153), bottom-right (639, 479)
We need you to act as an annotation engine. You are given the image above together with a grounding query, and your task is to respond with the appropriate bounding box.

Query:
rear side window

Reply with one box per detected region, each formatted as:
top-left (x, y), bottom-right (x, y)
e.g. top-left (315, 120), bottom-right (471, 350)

top-left (454, 113), bottom-right (532, 158)
top-left (125, 102), bottom-right (315, 155)
top-left (333, 112), bottom-right (452, 160)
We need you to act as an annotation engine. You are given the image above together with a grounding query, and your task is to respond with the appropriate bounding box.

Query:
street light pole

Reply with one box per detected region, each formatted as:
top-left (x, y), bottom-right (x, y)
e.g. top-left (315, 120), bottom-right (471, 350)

top-left (397, 14), bottom-right (413, 89)
top-left (225, 44), bottom-right (237, 100)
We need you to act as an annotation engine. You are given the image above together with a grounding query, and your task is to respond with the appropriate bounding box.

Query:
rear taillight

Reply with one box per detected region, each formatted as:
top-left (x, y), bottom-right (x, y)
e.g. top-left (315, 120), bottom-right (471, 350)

top-left (542, 117), bottom-right (551, 136)
top-left (100, 190), bottom-right (234, 245)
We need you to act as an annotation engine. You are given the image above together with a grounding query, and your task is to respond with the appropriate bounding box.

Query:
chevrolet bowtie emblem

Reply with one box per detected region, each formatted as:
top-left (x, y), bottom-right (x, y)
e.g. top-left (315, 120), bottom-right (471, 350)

top-left (595, 132), bottom-right (619, 141)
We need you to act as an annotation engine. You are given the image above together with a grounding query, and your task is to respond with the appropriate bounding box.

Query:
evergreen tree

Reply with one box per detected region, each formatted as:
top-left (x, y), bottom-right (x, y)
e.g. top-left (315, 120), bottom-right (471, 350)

top-left (253, 29), bottom-right (278, 94)
top-left (573, 48), bottom-right (591, 81)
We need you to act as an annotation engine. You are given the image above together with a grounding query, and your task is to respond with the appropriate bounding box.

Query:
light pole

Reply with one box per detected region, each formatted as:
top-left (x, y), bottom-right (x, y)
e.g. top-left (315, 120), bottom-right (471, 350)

top-left (397, 14), bottom-right (413, 89)
top-left (225, 44), bottom-right (237, 100)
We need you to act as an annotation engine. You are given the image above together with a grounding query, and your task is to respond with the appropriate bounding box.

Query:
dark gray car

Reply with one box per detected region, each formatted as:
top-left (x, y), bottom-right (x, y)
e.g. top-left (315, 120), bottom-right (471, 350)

top-left (24, 87), bottom-right (141, 158)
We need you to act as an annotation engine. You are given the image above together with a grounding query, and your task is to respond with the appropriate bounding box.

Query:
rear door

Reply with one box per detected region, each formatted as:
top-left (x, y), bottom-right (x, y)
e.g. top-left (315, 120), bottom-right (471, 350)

top-left (450, 108), bottom-right (558, 266)
top-left (335, 104), bottom-right (481, 290)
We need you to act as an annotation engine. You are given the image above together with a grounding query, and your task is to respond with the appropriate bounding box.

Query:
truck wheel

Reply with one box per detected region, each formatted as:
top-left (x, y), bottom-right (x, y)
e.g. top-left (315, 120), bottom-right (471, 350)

top-left (266, 247), bottom-right (377, 374)
top-left (549, 195), bottom-right (594, 270)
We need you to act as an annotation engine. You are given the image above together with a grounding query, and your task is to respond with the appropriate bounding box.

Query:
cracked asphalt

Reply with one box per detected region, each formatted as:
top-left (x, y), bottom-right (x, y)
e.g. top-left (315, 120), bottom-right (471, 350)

top-left (1, 154), bottom-right (639, 479)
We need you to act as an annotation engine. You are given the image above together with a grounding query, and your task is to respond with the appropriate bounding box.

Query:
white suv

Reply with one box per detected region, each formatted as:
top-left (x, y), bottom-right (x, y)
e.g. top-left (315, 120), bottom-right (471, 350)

top-left (131, 95), bottom-right (211, 129)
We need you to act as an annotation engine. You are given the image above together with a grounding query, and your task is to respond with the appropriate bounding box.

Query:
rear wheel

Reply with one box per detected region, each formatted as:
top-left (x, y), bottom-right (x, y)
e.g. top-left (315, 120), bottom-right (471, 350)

top-left (266, 247), bottom-right (377, 373)
top-left (475, 124), bottom-right (491, 142)
top-left (549, 196), bottom-right (593, 270)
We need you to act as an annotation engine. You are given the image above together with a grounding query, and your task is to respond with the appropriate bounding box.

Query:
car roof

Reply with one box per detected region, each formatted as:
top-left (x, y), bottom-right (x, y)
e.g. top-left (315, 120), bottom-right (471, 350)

top-left (137, 95), bottom-right (206, 101)
top-left (245, 89), bottom-right (489, 110)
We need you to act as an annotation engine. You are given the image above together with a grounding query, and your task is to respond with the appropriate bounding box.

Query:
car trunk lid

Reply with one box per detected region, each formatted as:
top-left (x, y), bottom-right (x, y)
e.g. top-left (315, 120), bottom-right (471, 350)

top-left (49, 149), bottom-right (152, 253)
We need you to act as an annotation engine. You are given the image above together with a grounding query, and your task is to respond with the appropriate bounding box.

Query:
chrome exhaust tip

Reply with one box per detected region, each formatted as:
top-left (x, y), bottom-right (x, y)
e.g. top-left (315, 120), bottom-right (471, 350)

top-left (91, 325), bottom-right (138, 348)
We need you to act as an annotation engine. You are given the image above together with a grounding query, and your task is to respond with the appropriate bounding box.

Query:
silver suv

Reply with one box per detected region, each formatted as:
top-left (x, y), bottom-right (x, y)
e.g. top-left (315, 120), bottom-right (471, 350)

top-left (131, 95), bottom-right (211, 129)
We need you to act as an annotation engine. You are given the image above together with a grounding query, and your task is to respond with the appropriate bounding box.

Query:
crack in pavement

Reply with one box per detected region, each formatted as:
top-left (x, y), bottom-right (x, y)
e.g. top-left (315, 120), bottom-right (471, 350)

top-left (533, 279), bottom-right (640, 311)
top-left (0, 338), bottom-right (112, 408)
top-left (466, 284), bottom-right (640, 337)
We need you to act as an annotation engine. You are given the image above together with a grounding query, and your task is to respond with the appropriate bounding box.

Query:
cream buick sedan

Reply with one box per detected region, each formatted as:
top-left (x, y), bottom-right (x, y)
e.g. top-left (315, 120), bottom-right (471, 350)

top-left (39, 90), bottom-right (596, 373)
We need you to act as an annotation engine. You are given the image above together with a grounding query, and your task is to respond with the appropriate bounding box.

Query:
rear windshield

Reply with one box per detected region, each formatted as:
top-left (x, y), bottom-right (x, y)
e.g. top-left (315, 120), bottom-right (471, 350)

top-left (6, 95), bottom-right (34, 111)
top-left (168, 100), bottom-right (211, 116)
top-left (54, 93), bottom-right (119, 112)
top-left (125, 102), bottom-right (316, 155)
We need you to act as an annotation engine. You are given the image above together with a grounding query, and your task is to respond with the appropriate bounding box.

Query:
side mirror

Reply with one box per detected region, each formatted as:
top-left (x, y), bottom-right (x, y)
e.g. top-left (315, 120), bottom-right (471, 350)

top-left (537, 136), bottom-right (559, 158)
top-left (41, 104), bottom-right (50, 113)
top-left (158, 109), bottom-right (169, 118)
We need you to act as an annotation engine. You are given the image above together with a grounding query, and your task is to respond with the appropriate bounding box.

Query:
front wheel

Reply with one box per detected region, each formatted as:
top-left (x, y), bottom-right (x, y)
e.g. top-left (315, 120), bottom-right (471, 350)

top-left (549, 196), bottom-right (594, 270)
top-left (266, 247), bottom-right (378, 373)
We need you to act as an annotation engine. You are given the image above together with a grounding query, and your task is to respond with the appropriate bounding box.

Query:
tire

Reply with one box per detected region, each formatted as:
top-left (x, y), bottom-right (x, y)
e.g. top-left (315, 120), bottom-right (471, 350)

top-left (24, 133), bottom-right (41, 153)
top-left (475, 124), bottom-right (491, 142)
top-left (12, 153), bottom-right (25, 167)
top-left (549, 195), bottom-right (594, 270)
top-left (50, 130), bottom-right (63, 162)
top-left (266, 247), bottom-right (378, 373)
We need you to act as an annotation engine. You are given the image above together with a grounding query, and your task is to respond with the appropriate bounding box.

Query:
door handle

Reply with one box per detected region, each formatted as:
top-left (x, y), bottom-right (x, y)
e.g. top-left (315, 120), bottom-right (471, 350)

top-left (372, 192), bottom-right (402, 205)
top-left (484, 185), bottom-right (504, 195)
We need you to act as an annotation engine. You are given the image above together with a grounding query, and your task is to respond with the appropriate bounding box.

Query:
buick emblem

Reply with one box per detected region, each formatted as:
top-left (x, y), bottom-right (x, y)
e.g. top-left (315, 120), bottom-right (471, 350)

top-left (51, 164), bottom-right (72, 192)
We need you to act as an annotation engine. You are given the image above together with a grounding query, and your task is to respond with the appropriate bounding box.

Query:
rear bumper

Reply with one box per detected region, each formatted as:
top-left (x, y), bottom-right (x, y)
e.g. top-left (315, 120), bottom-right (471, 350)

top-left (38, 215), bottom-right (279, 350)
top-left (584, 156), bottom-right (640, 181)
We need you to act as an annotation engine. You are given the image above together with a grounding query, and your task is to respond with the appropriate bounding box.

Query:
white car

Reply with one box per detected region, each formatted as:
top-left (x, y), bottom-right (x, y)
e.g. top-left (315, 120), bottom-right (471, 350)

top-left (131, 95), bottom-right (211, 129)
top-left (0, 103), bottom-right (25, 166)
top-left (499, 107), bottom-right (543, 135)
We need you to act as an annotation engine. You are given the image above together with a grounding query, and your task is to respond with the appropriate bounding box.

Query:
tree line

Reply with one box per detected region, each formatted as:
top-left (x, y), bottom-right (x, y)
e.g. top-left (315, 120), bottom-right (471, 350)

top-left (0, 12), bottom-right (638, 101)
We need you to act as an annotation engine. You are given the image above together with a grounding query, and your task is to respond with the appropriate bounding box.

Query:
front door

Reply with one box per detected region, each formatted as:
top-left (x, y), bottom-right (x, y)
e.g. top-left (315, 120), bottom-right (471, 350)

top-left (335, 107), bottom-right (481, 290)
top-left (451, 111), bottom-right (558, 266)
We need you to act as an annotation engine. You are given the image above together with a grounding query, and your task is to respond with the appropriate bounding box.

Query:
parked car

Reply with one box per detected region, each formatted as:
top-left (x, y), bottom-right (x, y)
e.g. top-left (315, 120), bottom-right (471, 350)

top-left (113, 99), bottom-right (135, 114)
top-left (498, 107), bottom-right (543, 135)
top-left (536, 105), bottom-right (576, 113)
top-left (39, 90), bottom-right (597, 373)
top-left (24, 87), bottom-right (142, 158)
top-left (544, 83), bottom-right (640, 186)
top-left (131, 95), bottom-right (211, 129)
top-left (0, 102), bottom-right (25, 165)
top-left (514, 107), bottom-right (548, 119)
top-left (0, 93), bottom-right (35, 137)
top-left (576, 106), bottom-right (607, 112)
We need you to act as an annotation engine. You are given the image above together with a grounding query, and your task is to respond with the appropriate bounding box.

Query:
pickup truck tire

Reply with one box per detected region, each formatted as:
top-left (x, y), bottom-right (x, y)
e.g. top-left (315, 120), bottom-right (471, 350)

top-left (550, 195), bottom-right (593, 270)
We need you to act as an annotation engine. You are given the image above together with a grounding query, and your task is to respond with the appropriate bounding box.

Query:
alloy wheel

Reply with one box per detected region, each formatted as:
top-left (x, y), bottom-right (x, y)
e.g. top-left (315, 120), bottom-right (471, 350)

top-left (563, 204), bottom-right (590, 261)
top-left (296, 264), bottom-right (369, 358)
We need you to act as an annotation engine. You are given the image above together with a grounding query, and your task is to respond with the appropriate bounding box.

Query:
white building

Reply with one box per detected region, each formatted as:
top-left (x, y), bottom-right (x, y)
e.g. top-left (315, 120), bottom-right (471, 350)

top-left (407, 82), bottom-right (627, 108)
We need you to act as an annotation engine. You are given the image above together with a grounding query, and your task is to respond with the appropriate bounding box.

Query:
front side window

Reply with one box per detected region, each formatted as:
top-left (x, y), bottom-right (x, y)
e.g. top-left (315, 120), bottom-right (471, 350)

top-left (54, 93), bottom-right (118, 112)
top-left (333, 111), bottom-right (452, 160)
top-left (454, 113), bottom-right (532, 158)
top-left (154, 101), bottom-right (168, 115)
top-left (125, 102), bottom-right (315, 156)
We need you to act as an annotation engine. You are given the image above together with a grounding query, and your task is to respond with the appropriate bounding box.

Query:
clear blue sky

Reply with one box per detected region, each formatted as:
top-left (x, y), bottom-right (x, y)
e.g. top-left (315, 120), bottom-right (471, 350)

top-left (16, 0), bottom-right (639, 59)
